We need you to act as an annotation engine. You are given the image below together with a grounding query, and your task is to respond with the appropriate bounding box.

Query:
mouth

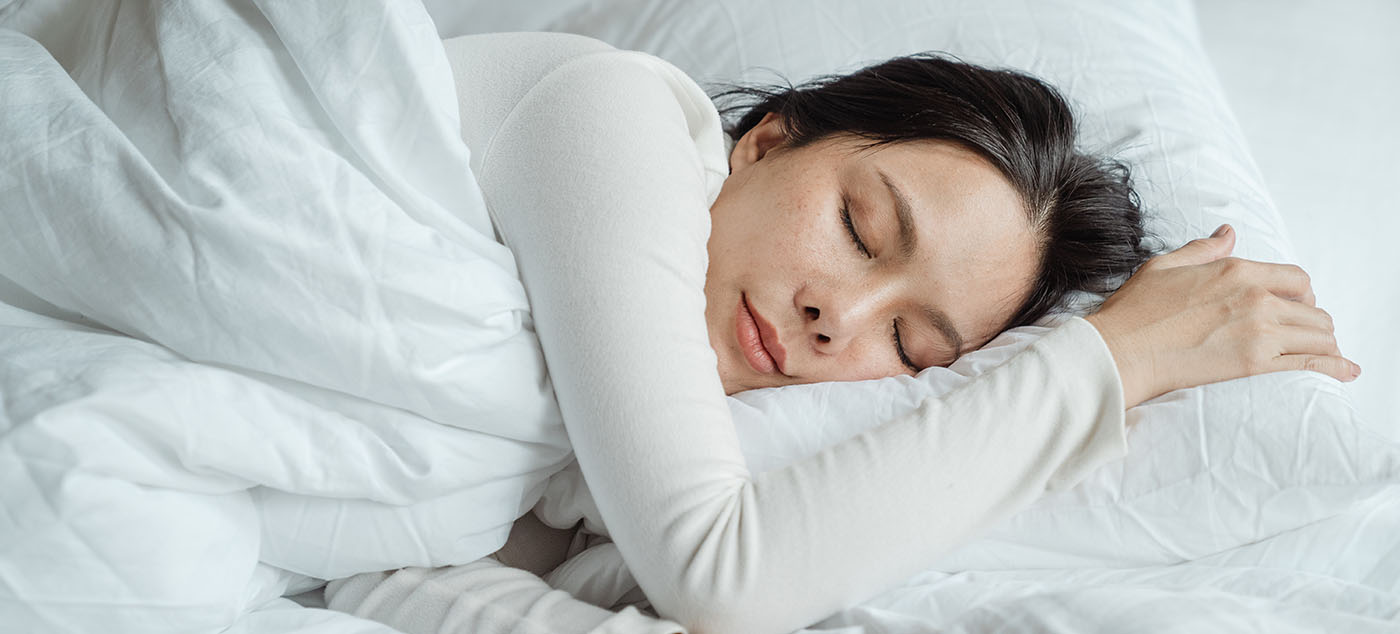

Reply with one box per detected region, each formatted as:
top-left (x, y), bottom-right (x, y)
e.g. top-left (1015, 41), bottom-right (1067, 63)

top-left (735, 293), bottom-right (788, 376)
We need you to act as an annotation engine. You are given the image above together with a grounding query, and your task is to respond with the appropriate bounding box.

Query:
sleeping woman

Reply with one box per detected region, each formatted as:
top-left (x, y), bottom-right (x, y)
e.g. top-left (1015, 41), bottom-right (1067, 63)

top-left (327, 32), bottom-right (1357, 634)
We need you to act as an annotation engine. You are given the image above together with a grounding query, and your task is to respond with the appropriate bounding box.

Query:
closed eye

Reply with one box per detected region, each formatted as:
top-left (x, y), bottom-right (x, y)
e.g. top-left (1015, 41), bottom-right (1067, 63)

top-left (892, 318), bottom-right (919, 372)
top-left (840, 196), bottom-right (872, 258)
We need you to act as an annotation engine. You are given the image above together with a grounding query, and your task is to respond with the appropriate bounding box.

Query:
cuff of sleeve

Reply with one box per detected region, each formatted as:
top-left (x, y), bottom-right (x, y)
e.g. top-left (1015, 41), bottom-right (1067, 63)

top-left (1038, 316), bottom-right (1129, 491)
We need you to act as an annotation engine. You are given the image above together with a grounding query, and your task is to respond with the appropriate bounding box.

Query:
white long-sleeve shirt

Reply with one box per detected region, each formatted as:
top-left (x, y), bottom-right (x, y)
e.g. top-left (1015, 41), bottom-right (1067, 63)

top-left (333, 32), bottom-right (1129, 634)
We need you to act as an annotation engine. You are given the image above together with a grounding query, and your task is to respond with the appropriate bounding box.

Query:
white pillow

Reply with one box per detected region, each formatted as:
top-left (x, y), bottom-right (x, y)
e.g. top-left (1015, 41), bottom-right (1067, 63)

top-left (426, 0), bottom-right (1292, 261)
top-left (736, 326), bottom-right (1400, 569)
top-left (429, 0), bottom-right (1399, 564)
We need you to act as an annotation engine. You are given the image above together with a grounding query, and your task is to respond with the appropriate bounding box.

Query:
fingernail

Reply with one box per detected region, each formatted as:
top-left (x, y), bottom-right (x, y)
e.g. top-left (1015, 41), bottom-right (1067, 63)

top-left (1211, 224), bottom-right (1230, 238)
top-left (1352, 363), bottom-right (1362, 378)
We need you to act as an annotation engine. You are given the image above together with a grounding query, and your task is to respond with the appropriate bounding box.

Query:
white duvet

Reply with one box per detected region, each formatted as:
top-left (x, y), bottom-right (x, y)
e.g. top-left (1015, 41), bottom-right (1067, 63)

top-left (0, 1), bottom-right (568, 632)
top-left (1, 1), bottom-right (1397, 634)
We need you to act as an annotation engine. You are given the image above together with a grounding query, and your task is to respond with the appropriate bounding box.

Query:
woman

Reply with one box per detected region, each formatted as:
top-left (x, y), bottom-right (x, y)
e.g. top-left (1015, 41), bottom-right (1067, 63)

top-left (330, 32), bottom-right (1356, 634)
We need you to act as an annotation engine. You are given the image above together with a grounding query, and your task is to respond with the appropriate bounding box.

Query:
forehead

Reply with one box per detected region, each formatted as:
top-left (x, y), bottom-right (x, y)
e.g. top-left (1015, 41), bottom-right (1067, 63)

top-left (843, 138), bottom-right (1013, 197)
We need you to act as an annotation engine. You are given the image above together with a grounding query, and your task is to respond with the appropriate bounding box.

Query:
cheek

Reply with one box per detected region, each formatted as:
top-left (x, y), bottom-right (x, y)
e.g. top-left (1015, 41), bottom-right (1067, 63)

top-left (724, 195), bottom-right (836, 275)
top-left (815, 336), bottom-right (909, 383)
top-left (779, 194), bottom-right (850, 265)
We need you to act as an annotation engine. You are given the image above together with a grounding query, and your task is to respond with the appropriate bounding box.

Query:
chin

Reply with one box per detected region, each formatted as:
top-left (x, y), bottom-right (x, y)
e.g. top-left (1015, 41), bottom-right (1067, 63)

top-left (726, 373), bottom-right (778, 395)
top-left (718, 366), bottom-right (753, 395)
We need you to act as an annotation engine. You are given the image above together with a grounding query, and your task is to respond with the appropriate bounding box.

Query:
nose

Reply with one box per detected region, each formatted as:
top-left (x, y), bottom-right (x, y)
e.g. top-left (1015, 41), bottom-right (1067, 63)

top-left (797, 280), bottom-right (891, 357)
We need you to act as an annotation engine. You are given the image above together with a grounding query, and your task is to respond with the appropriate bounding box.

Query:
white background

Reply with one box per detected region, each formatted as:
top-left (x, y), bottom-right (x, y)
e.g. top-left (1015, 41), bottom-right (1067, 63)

top-left (1196, 0), bottom-right (1400, 435)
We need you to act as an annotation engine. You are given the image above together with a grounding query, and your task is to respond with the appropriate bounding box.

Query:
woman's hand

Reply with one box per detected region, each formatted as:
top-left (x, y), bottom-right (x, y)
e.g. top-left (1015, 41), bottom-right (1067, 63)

top-left (1085, 224), bottom-right (1359, 409)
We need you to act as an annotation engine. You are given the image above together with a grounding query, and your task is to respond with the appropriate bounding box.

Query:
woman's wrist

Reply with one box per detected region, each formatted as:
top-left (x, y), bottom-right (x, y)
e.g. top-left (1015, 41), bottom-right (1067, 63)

top-left (1083, 313), bottom-right (1155, 410)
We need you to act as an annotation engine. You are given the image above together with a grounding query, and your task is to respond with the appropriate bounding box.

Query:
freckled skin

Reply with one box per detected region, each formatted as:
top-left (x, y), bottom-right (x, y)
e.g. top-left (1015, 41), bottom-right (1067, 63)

top-left (705, 114), bottom-right (1041, 394)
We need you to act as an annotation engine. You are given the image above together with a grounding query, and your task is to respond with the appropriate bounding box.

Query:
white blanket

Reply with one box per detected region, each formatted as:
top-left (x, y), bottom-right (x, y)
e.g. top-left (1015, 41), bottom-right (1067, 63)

top-left (806, 488), bottom-right (1400, 633)
top-left (0, 1), bottom-right (570, 632)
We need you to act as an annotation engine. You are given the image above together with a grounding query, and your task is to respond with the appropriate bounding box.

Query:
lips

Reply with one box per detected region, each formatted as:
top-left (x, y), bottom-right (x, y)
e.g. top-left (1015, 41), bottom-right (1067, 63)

top-left (736, 293), bottom-right (788, 375)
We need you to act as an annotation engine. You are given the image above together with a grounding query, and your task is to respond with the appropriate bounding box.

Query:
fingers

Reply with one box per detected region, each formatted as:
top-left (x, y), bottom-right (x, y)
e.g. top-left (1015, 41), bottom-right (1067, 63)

top-left (1273, 324), bottom-right (1343, 358)
top-left (1252, 261), bottom-right (1314, 305)
top-left (1149, 224), bottom-right (1236, 270)
top-left (1268, 322), bottom-right (1358, 382)
top-left (1271, 298), bottom-right (1334, 332)
top-left (1148, 225), bottom-right (1319, 307)
top-left (1270, 354), bottom-right (1361, 383)
top-left (1216, 258), bottom-right (1317, 306)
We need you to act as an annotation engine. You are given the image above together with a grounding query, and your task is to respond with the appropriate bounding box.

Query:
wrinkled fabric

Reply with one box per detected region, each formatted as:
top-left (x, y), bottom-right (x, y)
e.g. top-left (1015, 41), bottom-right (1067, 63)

top-left (0, 1), bottom-right (571, 632)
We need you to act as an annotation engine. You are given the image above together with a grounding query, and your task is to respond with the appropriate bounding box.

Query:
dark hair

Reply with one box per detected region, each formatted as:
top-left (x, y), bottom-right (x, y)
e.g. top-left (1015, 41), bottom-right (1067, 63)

top-left (712, 53), bottom-right (1158, 331)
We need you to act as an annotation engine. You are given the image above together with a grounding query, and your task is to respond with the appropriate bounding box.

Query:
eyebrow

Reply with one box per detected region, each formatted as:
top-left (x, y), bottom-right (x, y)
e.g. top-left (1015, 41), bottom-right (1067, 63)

top-left (924, 306), bottom-right (965, 359)
top-left (874, 169), bottom-right (966, 358)
top-left (877, 168), bottom-right (918, 260)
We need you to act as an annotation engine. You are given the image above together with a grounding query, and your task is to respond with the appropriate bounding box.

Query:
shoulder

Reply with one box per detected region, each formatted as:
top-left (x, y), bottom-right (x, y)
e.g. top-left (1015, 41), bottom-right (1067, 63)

top-left (444, 32), bottom-right (728, 191)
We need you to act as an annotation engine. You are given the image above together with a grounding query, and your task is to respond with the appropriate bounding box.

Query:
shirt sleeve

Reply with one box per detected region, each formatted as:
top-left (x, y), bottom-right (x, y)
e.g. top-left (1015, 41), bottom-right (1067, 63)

top-left (466, 35), bottom-right (1128, 634)
top-left (324, 559), bottom-right (684, 634)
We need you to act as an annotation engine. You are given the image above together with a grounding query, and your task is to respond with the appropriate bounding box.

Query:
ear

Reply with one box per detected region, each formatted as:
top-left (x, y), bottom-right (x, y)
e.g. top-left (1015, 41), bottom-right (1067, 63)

top-left (729, 112), bottom-right (788, 174)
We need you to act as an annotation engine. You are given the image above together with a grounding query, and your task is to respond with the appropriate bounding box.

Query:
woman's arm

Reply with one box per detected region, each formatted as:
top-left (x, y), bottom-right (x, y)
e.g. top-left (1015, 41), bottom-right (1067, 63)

top-left (454, 29), bottom-right (1351, 634)
top-left (325, 559), bottom-right (683, 634)
top-left (465, 37), bottom-right (1128, 634)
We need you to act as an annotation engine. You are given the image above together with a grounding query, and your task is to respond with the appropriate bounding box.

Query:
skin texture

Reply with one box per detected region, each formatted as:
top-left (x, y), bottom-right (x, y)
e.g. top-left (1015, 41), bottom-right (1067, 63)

top-left (1085, 224), bottom-right (1360, 409)
top-left (705, 113), bottom-right (1040, 395)
top-left (704, 115), bottom-right (1360, 399)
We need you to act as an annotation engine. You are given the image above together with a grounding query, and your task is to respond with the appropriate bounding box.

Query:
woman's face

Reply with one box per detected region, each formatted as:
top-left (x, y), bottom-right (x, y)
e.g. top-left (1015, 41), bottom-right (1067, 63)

top-left (705, 113), bottom-right (1041, 394)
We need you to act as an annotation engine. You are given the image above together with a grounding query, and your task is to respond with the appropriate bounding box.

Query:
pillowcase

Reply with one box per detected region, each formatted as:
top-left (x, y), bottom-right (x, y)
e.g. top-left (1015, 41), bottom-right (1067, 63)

top-left (426, 0), bottom-right (1292, 262)
top-left (534, 317), bottom-right (1400, 568)
top-left (428, 0), bottom-right (1399, 564)
top-left (737, 326), bottom-right (1400, 568)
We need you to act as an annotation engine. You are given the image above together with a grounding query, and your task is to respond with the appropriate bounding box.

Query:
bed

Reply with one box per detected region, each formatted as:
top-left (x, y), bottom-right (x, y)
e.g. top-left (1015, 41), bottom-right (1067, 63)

top-left (439, 3), bottom-right (1399, 632)
top-left (0, 0), bottom-right (1396, 632)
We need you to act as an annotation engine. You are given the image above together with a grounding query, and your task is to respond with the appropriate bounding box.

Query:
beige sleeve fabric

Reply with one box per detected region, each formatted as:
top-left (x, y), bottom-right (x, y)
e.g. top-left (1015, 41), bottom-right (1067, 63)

top-left (324, 560), bottom-right (683, 634)
top-left (441, 33), bottom-right (1129, 634)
